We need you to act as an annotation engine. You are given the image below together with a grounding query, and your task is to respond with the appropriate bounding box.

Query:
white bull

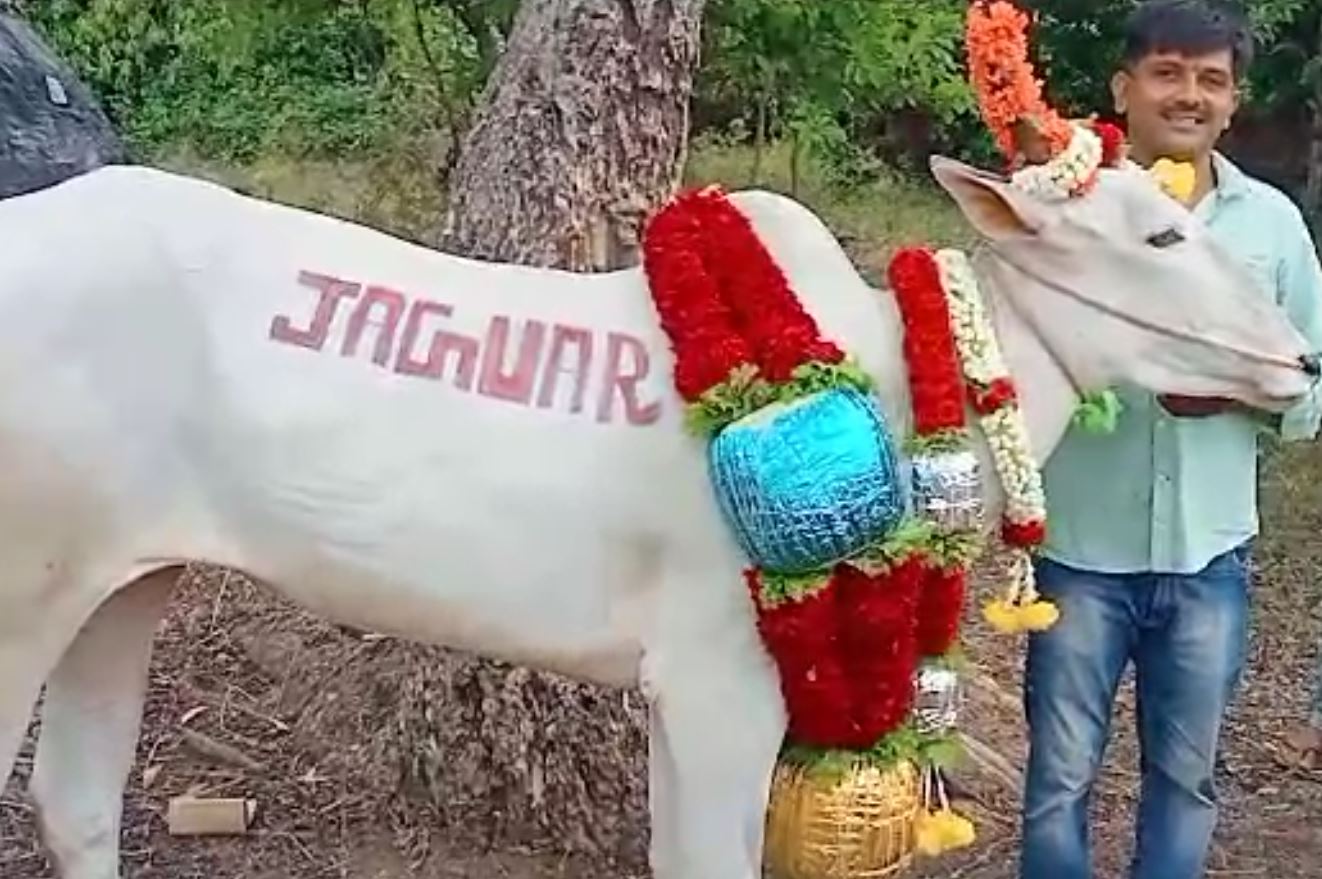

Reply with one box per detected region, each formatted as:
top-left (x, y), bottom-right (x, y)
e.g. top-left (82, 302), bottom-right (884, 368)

top-left (0, 154), bottom-right (1315, 879)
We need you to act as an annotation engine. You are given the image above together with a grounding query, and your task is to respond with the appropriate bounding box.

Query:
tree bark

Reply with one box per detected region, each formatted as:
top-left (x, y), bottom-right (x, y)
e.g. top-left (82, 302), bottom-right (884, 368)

top-left (441, 0), bottom-right (705, 271)
top-left (1307, 105), bottom-right (1322, 227)
top-left (1305, 14), bottom-right (1322, 228)
top-left (400, 0), bottom-right (706, 869)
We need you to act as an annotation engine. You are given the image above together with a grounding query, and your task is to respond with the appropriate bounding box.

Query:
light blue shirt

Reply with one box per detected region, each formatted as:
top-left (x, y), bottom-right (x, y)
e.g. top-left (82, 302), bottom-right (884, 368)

top-left (1041, 153), bottom-right (1322, 575)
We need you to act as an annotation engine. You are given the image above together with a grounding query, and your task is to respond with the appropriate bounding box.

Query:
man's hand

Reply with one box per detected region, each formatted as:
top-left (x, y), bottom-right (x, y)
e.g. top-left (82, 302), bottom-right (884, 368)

top-left (1157, 395), bottom-right (1234, 417)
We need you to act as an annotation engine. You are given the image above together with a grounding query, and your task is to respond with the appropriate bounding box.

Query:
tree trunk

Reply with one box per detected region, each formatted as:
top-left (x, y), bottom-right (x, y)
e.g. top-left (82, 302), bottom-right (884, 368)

top-left (441, 0), bottom-right (705, 271)
top-left (752, 92), bottom-right (767, 183)
top-left (789, 125), bottom-right (801, 198)
top-left (400, 0), bottom-right (706, 870)
top-left (1307, 104), bottom-right (1322, 228)
top-left (1305, 15), bottom-right (1322, 228)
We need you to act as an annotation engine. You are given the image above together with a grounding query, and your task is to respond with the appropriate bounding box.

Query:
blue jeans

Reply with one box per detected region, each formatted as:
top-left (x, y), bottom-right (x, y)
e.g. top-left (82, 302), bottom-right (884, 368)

top-left (1020, 546), bottom-right (1251, 879)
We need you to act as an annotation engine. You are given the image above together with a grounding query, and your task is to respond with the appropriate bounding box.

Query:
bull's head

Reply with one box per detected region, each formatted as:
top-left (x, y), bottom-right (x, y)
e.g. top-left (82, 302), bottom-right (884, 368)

top-left (929, 0), bottom-right (1316, 412)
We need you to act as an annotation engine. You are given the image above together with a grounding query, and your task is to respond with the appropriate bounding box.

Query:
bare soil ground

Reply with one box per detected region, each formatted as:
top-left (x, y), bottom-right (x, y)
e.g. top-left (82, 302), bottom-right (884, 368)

top-left (4, 442), bottom-right (1321, 878)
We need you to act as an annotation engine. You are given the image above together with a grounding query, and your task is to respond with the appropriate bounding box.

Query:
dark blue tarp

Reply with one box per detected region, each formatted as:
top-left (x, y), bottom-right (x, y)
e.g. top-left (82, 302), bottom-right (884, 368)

top-left (0, 12), bottom-right (124, 199)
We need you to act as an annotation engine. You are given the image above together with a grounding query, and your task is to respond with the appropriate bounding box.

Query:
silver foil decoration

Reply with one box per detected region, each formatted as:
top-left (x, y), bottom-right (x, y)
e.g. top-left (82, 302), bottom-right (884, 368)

top-left (910, 448), bottom-right (984, 532)
top-left (914, 664), bottom-right (963, 735)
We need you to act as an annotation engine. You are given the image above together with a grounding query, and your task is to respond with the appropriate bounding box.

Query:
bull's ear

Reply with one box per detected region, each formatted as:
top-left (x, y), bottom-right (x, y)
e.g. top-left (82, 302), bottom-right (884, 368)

top-left (929, 155), bottom-right (1044, 239)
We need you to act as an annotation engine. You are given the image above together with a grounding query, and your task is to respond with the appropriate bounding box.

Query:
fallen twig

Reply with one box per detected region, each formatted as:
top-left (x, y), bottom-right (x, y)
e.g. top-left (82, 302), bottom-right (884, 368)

top-left (179, 728), bottom-right (264, 772)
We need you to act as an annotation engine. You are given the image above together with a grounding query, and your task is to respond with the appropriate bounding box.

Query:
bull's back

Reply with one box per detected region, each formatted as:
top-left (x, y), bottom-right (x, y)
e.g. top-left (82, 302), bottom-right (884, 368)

top-left (0, 167), bottom-right (776, 677)
top-left (0, 164), bottom-right (716, 531)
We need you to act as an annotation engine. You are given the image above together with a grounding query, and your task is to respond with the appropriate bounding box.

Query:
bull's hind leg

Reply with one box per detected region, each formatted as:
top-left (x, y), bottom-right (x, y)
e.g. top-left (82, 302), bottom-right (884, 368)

top-left (30, 567), bottom-right (177, 879)
top-left (645, 601), bottom-right (786, 879)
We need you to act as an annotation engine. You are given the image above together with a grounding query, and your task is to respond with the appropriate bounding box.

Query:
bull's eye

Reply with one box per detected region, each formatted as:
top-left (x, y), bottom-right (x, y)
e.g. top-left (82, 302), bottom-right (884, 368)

top-left (1146, 227), bottom-right (1186, 248)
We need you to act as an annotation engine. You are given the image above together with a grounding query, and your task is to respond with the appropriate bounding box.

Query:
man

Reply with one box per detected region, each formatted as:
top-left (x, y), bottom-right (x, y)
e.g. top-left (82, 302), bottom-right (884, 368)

top-left (1021, 3), bottom-right (1322, 879)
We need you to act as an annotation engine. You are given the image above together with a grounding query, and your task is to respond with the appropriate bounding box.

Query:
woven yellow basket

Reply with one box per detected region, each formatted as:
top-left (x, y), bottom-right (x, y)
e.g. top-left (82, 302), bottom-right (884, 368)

top-left (764, 757), bottom-right (921, 879)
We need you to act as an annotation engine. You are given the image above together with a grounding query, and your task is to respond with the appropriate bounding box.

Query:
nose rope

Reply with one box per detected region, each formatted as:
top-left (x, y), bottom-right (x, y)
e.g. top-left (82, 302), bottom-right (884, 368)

top-left (986, 243), bottom-right (1311, 375)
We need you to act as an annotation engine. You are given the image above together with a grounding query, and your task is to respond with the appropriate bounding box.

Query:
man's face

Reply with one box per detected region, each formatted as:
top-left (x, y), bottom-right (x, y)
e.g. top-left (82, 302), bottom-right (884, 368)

top-left (1111, 47), bottom-right (1239, 162)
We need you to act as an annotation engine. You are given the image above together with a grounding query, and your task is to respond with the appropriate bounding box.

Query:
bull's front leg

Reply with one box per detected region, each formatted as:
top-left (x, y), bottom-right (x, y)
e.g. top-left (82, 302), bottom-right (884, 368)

top-left (30, 569), bottom-right (176, 879)
top-left (643, 579), bottom-right (786, 879)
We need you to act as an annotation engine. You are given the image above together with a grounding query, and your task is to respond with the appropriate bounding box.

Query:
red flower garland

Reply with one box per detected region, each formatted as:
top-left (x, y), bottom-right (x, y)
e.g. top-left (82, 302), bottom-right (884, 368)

top-left (888, 248), bottom-right (968, 435)
top-left (1094, 121), bottom-right (1125, 167)
top-left (750, 561), bottom-right (925, 750)
top-left (837, 560), bottom-right (924, 740)
top-left (916, 565), bottom-right (967, 658)
top-left (642, 191), bottom-right (1008, 758)
top-left (642, 186), bottom-right (845, 402)
top-left (967, 377), bottom-right (1018, 415)
top-left (1002, 519), bottom-right (1046, 548)
top-left (692, 194), bottom-right (845, 381)
top-left (642, 190), bottom-right (756, 401)
top-left (747, 571), bottom-right (862, 748)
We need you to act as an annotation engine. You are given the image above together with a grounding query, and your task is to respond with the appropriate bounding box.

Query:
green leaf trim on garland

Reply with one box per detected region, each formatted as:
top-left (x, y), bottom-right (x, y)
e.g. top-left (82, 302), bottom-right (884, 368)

top-left (852, 517), bottom-right (936, 574)
top-left (683, 358), bottom-right (876, 438)
top-left (1073, 389), bottom-right (1123, 434)
top-left (754, 516), bottom-right (985, 607)
top-left (780, 723), bottom-right (966, 782)
top-left (756, 568), bottom-right (833, 607)
top-left (904, 428), bottom-right (971, 455)
top-left (785, 357), bottom-right (875, 398)
top-left (924, 528), bottom-right (983, 570)
top-left (921, 646), bottom-right (970, 674)
top-left (683, 363), bottom-right (779, 437)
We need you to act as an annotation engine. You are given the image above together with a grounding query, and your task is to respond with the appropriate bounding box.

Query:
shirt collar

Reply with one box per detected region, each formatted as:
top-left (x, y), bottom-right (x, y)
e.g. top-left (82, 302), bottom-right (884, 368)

top-left (1192, 151), bottom-right (1249, 220)
top-left (1210, 151), bottom-right (1250, 202)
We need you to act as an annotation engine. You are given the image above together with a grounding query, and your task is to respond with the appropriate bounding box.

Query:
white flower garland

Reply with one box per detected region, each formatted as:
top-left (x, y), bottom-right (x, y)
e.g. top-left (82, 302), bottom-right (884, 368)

top-left (1009, 123), bottom-right (1104, 201)
top-left (933, 249), bottom-right (1047, 529)
top-left (933, 248), bottom-right (1057, 626)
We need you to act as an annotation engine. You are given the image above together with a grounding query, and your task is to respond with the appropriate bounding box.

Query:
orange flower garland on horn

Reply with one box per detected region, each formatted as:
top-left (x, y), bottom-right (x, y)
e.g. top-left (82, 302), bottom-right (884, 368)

top-left (967, 0), bottom-right (1199, 206)
top-left (966, 0), bottom-right (1125, 198)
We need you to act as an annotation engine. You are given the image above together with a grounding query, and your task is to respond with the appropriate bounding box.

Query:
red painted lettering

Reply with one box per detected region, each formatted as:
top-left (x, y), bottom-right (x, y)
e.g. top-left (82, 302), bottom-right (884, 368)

top-left (271, 270), bottom-right (662, 426)
top-left (536, 324), bottom-right (594, 414)
top-left (271, 271), bottom-right (360, 350)
top-left (597, 333), bottom-right (661, 425)
top-left (478, 317), bottom-right (548, 405)
top-left (342, 285), bottom-right (406, 367)
top-left (394, 299), bottom-right (480, 391)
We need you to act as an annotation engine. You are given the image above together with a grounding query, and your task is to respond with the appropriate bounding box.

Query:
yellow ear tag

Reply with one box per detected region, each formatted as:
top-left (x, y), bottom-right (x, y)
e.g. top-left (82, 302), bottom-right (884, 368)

top-left (1150, 158), bottom-right (1197, 203)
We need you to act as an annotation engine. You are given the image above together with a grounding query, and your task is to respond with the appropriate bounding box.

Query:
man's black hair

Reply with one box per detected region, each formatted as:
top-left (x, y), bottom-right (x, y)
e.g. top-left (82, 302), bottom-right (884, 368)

top-left (1123, 0), bottom-right (1255, 77)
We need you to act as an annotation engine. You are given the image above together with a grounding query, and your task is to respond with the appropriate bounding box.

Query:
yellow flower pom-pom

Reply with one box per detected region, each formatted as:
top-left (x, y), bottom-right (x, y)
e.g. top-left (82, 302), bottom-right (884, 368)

top-left (983, 599), bottom-right (1022, 634)
top-left (915, 809), bottom-right (978, 856)
top-left (937, 810), bottom-right (977, 850)
top-left (1151, 158), bottom-right (1197, 203)
top-left (1016, 600), bottom-right (1061, 632)
top-left (915, 812), bottom-right (947, 857)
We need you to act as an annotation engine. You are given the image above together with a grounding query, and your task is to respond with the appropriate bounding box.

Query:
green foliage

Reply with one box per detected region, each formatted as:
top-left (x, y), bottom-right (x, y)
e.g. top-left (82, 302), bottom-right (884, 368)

top-left (19, 0), bottom-right (1321, 200)
top-left (1246, 3), bottom-right (1322, 110)
top-left (701, 0), bottom-right (978, 187)
top-left (22, 0), bottom-right (484, 161)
